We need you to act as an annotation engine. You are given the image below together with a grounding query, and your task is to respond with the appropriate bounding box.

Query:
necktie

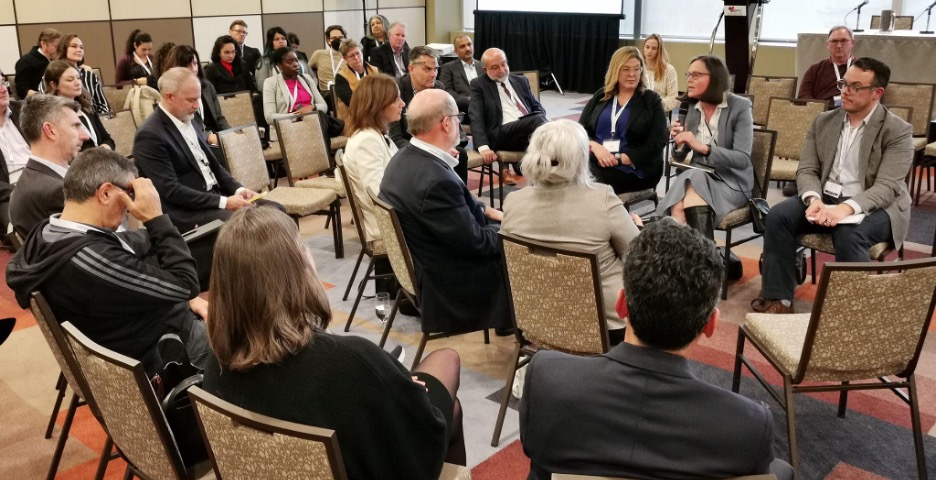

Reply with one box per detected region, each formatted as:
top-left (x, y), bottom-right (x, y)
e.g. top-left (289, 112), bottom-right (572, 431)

top-left (501, 82), bottom-right (529, 116)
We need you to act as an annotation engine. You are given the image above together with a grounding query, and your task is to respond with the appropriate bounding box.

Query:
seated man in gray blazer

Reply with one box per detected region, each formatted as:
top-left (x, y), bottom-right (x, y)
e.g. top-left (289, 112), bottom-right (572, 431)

top-left (754, 57), bottom-right (913, 314)
top-left (521, 219), bottom-right (793, 480)
top-left (9, 94), bottom-right (89, 239)
top-left (439, 35), bottom-right (482, 117)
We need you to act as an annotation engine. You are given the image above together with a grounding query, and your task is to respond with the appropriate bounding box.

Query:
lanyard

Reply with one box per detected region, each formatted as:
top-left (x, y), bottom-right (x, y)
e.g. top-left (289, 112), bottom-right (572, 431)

top-left (287, 80), bottom-right (301, 111)
top-left (134, 54), bottom-right (152, 76)
top-left (833, 57), bottom-right (852, 84)
top-left (610, 96), bottom-right (629, 136)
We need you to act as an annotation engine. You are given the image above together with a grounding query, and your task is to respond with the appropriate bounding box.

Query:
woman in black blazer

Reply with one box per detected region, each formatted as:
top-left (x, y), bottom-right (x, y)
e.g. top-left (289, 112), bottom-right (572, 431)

top-left (205, 35), bottom-right (255, 94)
top-left (579, 46), bottom-right (668, 194)
top-left (43, 60), bottom-right (115, 152)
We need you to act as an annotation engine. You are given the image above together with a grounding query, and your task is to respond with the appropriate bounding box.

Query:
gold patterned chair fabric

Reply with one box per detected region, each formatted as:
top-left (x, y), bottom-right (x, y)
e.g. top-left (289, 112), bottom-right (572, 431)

top-left (515, 70), bottom-right (540, 100)
top-left (733, 258), bottom-right (936, 477)
top-left (99, 109), bottom-right (138, 159)
top-left (870, 14), bottom-right (914, 30)
top-left (715, 129), bottom-right (778, 300)
top-left (275, 114), bottom-right (345, 196)
top-left (336, 155), bottom-right (392, 333)
top-left (217, 91), bottom-right (255, 128)
top-left (466, 150), bottom-right (497, 207)
top-left (887, 105), bottom-right (913, 125)
top-left (765, 97), bottom-right (827, 182)
top-left (330, 135), bottom-right (348, 151)
top-left (102, 85), bottom-right (132, 112)
top-left (881, 83), bottom-right (935, 146)
top-left (616, 189), bottom-right (657, 210)
top-left (492, 233), bottom-right (609, 447)
top-left (220, 124), bottom-right (338, 214)
top-left (60, 322), bottom-right (212, 480)
top-left (746, 76), bottom-right (797, 125)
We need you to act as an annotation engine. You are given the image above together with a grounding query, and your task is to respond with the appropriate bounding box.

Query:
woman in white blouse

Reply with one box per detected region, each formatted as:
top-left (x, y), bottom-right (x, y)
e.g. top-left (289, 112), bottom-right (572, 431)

top-left (643, 34), bottom-right (679, 114)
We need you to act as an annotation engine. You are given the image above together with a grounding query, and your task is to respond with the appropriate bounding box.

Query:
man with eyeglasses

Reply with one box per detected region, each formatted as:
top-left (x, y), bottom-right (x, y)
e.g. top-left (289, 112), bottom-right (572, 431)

top-left (371, 22), bottom-right (410, 78)
top-left (753, 57), bottom-right (913, 314)
top-left (378, 88), bottom-right (512, 337)
top-left (469, 48), bottom-right (547, 185)
top-left (229, 20), bottom-right (260, 79)
top-left (0, 73), bottom-right (29, 233)
top-left (334, 39), bottom-right (379, 134)
top-left (7, 148), bottom-right (212, 375)
top-left (310, 25), bottom-right (348, 93)
top-left (798, 26), bottom-right (856, 108)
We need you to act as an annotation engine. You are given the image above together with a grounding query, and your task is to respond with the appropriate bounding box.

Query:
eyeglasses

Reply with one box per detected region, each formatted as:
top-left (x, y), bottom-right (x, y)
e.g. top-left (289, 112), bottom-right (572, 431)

top-left (0, 79), bottom-right (8, 91)
top-left (685, 72), bottom-right (710, 81)
top-left (836, 79), bottom-right (876, 92)
top-left (112, 183), bottom-right (134, 199)
top-left (446, 113), bottom-right (464, 123)
top-left (231, 29), bottom-right (248, 35)
top-left (828, 39), bottom-right (851, 45)
top-left (620, 67), bottom-right (642, 76)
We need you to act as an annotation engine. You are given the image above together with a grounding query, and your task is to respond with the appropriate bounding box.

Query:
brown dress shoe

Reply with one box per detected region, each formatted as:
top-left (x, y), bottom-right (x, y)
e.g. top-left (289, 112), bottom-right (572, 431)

top-left (501, 169), bottom-right (517, 186)
top-left (751, 298), bottom-right (793, 314)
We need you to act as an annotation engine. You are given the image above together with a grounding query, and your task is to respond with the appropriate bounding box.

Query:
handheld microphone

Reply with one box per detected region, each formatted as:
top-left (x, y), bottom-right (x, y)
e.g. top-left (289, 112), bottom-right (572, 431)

top-left (671, 100), bottom-right (691, 162)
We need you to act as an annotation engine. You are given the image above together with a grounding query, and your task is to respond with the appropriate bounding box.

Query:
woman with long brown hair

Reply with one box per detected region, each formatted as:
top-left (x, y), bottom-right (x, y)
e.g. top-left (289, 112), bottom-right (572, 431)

top-left (53, 34), bottom-right (109, 113)
top-left (202, 207), bottom-right (466, 480)
top-left (642, 34), bottom-right (679, 113)
top-left (115, 29), bottom-right (155, 86)
top-left (43, 60), bottom-right (114, 151)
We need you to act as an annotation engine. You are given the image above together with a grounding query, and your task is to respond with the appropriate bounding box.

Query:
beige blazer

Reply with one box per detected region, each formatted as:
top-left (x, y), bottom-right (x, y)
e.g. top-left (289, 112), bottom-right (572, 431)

top-left (343, 128), bottom-right (398, 242)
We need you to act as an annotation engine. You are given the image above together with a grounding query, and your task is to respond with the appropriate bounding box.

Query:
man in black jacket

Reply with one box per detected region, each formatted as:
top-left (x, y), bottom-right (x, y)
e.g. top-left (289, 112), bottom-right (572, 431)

top-left (14, 29), bottom-right (61, 99)
top-left (369, 22), bottom-right (410, 78)
top-left (6, 148), bottom-right (210, 374)
top-left (0, 72), bottom-right (29, 230)
top-left (230, 20), bottom-right (261, 80)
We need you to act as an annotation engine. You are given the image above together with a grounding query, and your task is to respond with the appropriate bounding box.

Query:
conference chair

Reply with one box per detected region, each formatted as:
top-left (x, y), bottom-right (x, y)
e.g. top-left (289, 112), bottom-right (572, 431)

top-left (187, 386), bottom-right (472, 479)
top-left (216, 90), bottom-right (254, 128)
top-left (102, 84), bottom-right (132, 112)
top-left (219, 124), bottom-right (343, 258)
top-left (98, 109), bottom-right (138, 159)
top-left (870, 15), bottom-right (913, 30)
top-left (91, 67), bottom-right (103, 84)
top-left (880, 83), bottom-right (936, 204)
top-left (466, 149), bottom-right (497, 207)
top-left (716, 129), bottom-right (777, 299)
top-left (746, 76), bottom-right (797, 126)
top-left (335, 154), bottom-right (394, 332)
top-left (367, 187), bottom-right (489, 370)
top-left (515, 70), bottom-right (540, 100)
top-left (61, 322), bottom-right (213, 480)
top-left (30, 292), bottom-right (116, 480)
top-left (492, 232), bottom-right (610, 447)
top-left (764, 97), bottom-right (827, 188)
top-left (733, 257), bottom-right (936, 478)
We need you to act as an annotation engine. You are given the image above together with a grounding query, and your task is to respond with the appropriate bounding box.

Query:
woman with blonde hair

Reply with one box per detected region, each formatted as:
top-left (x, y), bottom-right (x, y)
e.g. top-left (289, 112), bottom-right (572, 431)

top-left (579, 46), bottom-right (668, 195)
top-left (202, 207), bottom-right (465, 480)
top-left (502, 119), bottom-right (640, 345)
top-left (643, 33), bottom-right (679, 113)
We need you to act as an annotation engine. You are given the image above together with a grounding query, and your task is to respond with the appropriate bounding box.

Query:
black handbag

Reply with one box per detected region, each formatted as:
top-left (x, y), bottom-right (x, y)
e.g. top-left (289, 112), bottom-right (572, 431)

top-left (150, 334), bottom-right (208, 466)
top-left (748, 197), bottom-right (770, 234)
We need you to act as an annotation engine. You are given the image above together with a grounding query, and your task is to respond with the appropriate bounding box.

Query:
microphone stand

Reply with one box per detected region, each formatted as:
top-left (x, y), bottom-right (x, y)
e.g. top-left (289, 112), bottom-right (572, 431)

top-left (854, 4), bottom-right (865, 32)
top-left (923, 6), bottom-right (935, 34)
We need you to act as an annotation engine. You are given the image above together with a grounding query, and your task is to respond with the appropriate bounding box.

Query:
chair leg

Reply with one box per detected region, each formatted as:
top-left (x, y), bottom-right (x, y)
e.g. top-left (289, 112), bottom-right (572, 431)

top-left (342, 251), bottom-right (366, 301)
top-left (411, 332), bottom-right (429, 371)
top-left (783, 376), bottom-right (800, 475)
top-left (476, 166), bottom-right (484, 198)
top-left (837, 381), bottom-right (849, 418)
top-left (810, 248), bottom-right (818, 284)
top-left (344, 258), bottom-right (376, 332)
top-left (45, 372), bottom-right (66, 439)
top-left (483, 328), bottom-right (490, 344)
top-left (488, 166), bottom-right (495, 208)
top-left (93, 435), bottom-right (114, 480)
top-left (497, 161), bottom-right (505, 206)
top-left (908, 374), bottom-right (929, 480)
top-left (731, 328), bottom-right (745, 393)
top-left (47, 392), bottom-right (80, 480)
top-left (123, 465), bottom-right (133, 480)
top-left (722, 228), bottom-right (733, 300)
top-left (335, 202), bottom-right (344, 258)
top-left (378, 289), bottom-right (403, 348)
top-left (491, 341), bottom-right (523, 447)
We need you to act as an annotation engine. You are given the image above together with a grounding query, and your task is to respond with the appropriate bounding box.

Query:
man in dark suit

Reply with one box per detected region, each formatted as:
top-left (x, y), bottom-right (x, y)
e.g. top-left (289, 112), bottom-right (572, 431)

top-left (439, 35), bottom-right (482, 116)
top-left (754, 57), bottom-right (912, 314)
top-left (520, 219), bottom-right (793, 480)
top-left (469, 48), bottom-right (547, 184)
top-left (230, 20), bottom-right (261, 83)
top-left (0, 73), bottom-right (29, 230)
top-left (14, 29), bottom-right (61, 99)
top-left (9, 94), bottom-right (89, 239)
top-left (369, 22), bottom-right (410, 78)
top-left (379, 89), bottom-right (510, 335)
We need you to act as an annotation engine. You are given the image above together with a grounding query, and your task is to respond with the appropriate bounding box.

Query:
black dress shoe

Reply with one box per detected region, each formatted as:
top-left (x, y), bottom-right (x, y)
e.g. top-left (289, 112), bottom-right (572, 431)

top-left (495, 327), bottom-right (515, 336)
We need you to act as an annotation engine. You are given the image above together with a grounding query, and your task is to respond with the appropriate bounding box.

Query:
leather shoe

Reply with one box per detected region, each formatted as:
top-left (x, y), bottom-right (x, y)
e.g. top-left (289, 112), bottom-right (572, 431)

top-left (501, 169), bottom-right (518, 186)
top-left (751, 298), bottom-right (793, 314)
top-left (495, 327), bottom-right (515, 336)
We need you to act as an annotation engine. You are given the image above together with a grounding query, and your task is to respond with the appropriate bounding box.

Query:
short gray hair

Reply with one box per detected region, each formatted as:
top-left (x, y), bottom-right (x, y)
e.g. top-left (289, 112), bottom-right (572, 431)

top-left (63, 148), bottom-right (138, 202)
top-left (520, 119), bottom-right (594, 187)
top-left (19, 94), bottom-right (80, 144)
top-left (339, 38), bottom-right (360, 57)
top-left (406, 89), bottom-right (455, 136)
top-left (389, 22), bottom-right (407, 33)
top-left (409, 45), bottom-right (437, 64)
top-left (158, 66), bottom-right (196, 95)
top-left (828, 25), bottom-right (854, 39)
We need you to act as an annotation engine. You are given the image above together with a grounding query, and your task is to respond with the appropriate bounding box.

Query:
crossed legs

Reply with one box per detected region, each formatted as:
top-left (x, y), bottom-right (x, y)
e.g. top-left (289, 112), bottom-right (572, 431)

top-left (670, 183), bottom-right (709, 224)
top-left (412, 348), bottom-right (467, 466)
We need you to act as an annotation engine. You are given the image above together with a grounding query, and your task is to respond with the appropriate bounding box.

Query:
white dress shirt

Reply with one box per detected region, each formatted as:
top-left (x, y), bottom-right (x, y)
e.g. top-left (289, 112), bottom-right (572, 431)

top-left (463, 60), bottom-right (478, 83)
top-left (0, 108), bottom-right (30, 183)
top-left (159, 105), bottom-right (231, 209)
top-left (411, 138), bottom-right (459, 170)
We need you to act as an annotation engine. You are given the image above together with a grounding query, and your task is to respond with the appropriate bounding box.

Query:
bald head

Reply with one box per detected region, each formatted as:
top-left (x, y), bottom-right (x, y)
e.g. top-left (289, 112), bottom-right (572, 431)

top-left (159, 67), bottom-right (201, 123)
top-left (406, 89), bottom-right (460, 149)
top-left (481, 48), bottom-right (509, 82)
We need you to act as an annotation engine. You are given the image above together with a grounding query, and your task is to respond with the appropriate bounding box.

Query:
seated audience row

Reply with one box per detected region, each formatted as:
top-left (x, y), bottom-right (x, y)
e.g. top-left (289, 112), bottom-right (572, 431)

top-left (43, 61), bottom-right (114, 152)
top-left (115, 29), bottom-right (156, 87)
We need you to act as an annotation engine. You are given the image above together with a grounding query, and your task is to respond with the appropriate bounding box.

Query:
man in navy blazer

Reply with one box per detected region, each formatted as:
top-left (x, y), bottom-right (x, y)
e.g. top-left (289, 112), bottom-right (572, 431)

top-left (439, 35), bottom-right (483, 116)
top-left (469, 48), bottom-right (546, 183)
top-left (520, 219), bottom-right (793, 480)
top-left (378, 89), bottom-right (510, 335)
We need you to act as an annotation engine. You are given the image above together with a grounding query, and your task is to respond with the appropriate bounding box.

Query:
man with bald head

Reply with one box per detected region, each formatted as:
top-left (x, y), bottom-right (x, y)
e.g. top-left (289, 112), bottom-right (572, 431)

top-left (379, 89), bottom-right (511, 336)
top-left (469, 48), bottom-right (546, 184)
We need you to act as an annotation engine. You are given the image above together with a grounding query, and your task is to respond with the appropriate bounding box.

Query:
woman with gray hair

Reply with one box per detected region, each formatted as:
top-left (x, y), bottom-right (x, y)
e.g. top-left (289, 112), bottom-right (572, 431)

top-left (501, 119), bottom-right (640, 344)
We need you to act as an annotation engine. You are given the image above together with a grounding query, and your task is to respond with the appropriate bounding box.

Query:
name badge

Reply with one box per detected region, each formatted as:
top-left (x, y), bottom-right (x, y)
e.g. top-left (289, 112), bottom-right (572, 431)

top-left (823, 180), bottom-right (843, 199)
top-left (602, 140), bottom-right (621, 153)
top-left (833, 95), bottom-right (842, 107)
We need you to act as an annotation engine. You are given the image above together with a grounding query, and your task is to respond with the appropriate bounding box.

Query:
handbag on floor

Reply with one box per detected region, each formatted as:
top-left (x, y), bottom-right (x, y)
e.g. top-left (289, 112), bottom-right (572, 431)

top-left (150, 333), bottom-right (208, 466)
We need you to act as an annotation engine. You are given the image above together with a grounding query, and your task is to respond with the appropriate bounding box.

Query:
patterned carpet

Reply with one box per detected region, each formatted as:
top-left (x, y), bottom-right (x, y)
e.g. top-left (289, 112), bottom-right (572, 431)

top-left (1, 91), bottom-right (935, 479)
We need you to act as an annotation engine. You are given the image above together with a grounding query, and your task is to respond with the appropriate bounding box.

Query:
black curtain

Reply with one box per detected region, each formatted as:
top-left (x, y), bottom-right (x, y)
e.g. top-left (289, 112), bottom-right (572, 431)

top-left (474, 11), bottom-right (620, 94)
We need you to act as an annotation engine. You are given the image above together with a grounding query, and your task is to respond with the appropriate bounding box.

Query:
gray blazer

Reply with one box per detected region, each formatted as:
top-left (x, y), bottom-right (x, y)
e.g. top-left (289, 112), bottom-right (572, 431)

top-left (439, 59), bottom-right (483, 111)
top-left (796, 104), bottom-right (913, 248)
top-left (683, 93), bottom-right (754, 195)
